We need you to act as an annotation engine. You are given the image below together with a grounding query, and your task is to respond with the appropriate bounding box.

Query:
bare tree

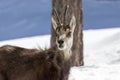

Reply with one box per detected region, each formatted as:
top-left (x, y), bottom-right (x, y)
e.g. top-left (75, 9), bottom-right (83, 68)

top-left (51, 0), bottom-right (84, 66)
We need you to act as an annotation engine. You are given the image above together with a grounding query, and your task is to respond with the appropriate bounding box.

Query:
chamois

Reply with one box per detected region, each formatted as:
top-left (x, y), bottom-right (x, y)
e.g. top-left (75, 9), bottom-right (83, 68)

top-left (0, 6), bottom-right (76, 80)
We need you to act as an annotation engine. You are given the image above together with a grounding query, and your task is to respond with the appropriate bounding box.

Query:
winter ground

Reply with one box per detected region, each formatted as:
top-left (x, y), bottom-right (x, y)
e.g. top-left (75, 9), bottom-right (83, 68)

top-left (0, 28), bottom-right (120, 80)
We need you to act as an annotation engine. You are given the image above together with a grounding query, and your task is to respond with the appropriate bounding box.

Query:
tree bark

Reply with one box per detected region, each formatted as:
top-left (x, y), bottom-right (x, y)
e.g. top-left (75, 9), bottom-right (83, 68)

top-left (51, 0), bottom-right (84, 66)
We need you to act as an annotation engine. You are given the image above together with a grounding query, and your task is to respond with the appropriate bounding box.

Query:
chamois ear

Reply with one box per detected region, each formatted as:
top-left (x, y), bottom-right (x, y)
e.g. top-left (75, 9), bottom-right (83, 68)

top-left (69, 15), bottom-right (76, 31)
top-left (52, 16), bottom-right (57, 30)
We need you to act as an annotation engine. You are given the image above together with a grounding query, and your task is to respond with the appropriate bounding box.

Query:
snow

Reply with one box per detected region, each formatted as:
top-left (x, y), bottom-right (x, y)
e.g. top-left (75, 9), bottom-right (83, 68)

top-left (70, 28), bottom-right (120, 80)
top-left (0, 35), bottom-right (50, 49)
top-left (0, 28), bottom-right (120, 80)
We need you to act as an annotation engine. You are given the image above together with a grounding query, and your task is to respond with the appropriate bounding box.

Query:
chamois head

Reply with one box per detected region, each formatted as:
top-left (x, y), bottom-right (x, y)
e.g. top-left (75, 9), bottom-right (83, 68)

top-left (52, 6), bottom-right (76, 52)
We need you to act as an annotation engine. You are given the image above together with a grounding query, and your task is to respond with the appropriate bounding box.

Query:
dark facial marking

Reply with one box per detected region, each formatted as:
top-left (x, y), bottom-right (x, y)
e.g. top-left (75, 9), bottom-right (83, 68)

top-left (55, 27), bottom-right (60, 37)
top-left (66, 31), bottom-right (71, 37)
top-left (55, 25), bottom-right (72, 38)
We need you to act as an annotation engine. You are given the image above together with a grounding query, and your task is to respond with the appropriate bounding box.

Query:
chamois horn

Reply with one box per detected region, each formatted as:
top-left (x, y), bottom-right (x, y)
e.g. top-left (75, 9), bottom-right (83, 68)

top-left (63, 5), bottom-right (69, 25)
top-left (53, 7), bottom-right (61, 26)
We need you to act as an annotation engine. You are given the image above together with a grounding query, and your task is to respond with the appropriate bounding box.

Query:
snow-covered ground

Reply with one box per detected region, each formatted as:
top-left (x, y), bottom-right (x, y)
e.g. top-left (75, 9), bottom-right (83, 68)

top-left (0, 28), bottom-right (120, 80)
top-left (70, 28), bottom-right (120, 80)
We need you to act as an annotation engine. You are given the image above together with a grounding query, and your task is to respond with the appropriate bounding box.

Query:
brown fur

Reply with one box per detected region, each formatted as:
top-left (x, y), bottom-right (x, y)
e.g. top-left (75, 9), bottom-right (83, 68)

top-left (0, 45), bottom-right (71, 80)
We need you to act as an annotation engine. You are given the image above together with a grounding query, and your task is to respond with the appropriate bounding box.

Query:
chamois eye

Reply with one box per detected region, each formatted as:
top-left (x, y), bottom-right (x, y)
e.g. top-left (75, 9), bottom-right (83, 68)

top-left (66, 32), bottom-right (71, 37)
top-left (56, 27), bottom-right (60, 32)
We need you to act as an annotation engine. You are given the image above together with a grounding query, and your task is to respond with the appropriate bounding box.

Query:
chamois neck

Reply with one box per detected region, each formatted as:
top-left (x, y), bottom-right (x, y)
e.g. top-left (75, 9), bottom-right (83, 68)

top-left (62, 48), bottom-right (72, 60)
top-left (51, 45), bottom-right (72, 60)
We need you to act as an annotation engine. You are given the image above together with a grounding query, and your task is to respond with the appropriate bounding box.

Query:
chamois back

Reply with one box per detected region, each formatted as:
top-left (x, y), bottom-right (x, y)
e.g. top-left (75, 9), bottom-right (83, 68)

top-left (0, 45), bottom-right (70, 80)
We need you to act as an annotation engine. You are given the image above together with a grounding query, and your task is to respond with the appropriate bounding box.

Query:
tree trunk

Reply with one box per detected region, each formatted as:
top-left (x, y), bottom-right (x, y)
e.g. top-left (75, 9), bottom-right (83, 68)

top-left (51, 0), bottom-right (84, 66)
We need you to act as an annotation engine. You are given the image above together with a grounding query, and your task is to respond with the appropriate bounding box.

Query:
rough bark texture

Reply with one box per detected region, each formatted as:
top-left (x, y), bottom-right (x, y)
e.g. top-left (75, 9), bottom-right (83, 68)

top-left (51, 0), bottom-right (84, 66)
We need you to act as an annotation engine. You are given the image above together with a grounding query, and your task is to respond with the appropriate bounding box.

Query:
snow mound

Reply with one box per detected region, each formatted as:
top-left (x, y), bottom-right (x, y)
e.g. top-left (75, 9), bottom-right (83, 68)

top-left (0, 35), bottom-right (50, 49)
